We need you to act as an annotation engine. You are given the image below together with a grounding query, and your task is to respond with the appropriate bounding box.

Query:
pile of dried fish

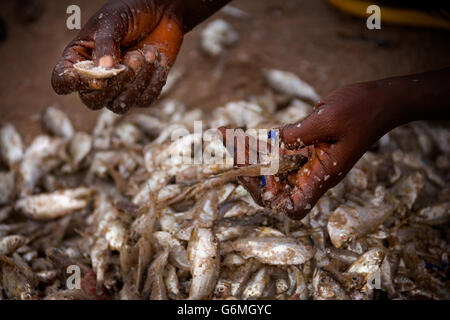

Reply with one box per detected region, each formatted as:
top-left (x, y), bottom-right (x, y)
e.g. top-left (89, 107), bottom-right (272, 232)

top-left (0, 69), bottom-right (449, 300)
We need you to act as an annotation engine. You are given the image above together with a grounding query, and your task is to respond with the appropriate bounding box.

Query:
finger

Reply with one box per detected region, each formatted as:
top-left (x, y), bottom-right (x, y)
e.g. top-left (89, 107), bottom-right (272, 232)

top-left (134, 15), bottom-right (183, 66)
top-left (79, 67), bottom-right (135, 110)
top-left (275, 143), bottom-right (348, 220)
top-left (279, 106), bottom-right (338, 150)
top-left (237, 176), bottom-right (264, 206)
top-left (135, 51), bottom-right (170, 107)
top-left (79, 50), bottom-right (145, 110)
top-left (52, 43), bottom-right (95, 95)
top-left (108, 50), bottom-right (156, 114)
top-left (92, 23), bottom-right (121, 68)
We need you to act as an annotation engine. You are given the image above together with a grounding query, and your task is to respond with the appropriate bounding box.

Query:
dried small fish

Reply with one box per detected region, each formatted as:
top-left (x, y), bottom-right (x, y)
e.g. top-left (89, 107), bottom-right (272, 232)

top-left (15, 188), bottom-right (93, 220)
top-left (230, 236), bottom-right (314, 265)
top-left (415, 202), bottom-right (450, 225)
top-left (344, 248), bottom-right (385, 289)
top-left (312, 269), bottom-right (349, 300)
top-left (188, 227), bottom-right (220, 299)
top-left (69, 132), bottom-right (92, 167)
top-left (0, 235), bottom-right (27, 256)
top-left (154, 231), bottom-right (191, 271)
top-left (327, 194), bottom-right (395, 248)
top-left (42, 106), bottom-right (74, 139)
top-left (242, 267), bottom-right (269, 300)
top-left (0, 123), bottom-right (23, 168)
top-left (201, 19), bottom-right (239, 57)
top-left (164, 264), bottom-right (183, 299)
top-left (142, 249), bottom-right (169, 300)
top-left (0, 171), bottom-right (15, 205)
top-left (264, 69), bottom-right (320, 102)
top-left (287, 266), bottom-right (308, 300)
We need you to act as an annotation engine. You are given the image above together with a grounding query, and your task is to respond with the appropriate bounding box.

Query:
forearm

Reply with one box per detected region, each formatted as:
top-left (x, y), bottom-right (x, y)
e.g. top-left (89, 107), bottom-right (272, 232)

top-left (174, 0), bottom-right (233, 33)
top-left (373, 68), bottom-right (450, 131)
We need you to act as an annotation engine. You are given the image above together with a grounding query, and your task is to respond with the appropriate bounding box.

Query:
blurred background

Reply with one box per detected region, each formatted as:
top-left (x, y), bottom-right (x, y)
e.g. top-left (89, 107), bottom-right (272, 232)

top-left (0, 0), bottom-right (449, 144)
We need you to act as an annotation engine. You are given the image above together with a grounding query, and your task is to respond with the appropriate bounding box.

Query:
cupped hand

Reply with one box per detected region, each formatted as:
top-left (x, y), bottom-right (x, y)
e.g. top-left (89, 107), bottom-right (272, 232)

top-left (52, 0), bottom-right (183, 114)
top-left (221, 82), bottom-right (392, 220)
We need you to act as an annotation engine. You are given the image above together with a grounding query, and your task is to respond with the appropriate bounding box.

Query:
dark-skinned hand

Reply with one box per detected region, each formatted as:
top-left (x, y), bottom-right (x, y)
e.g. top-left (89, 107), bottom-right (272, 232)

top-left (52, 0), bottom-right (183, 114)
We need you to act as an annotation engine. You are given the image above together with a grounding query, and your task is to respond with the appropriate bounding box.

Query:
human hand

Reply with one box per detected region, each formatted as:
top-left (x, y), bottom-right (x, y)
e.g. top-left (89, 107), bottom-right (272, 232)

top-left (52, 0), bottom-right (183, 114)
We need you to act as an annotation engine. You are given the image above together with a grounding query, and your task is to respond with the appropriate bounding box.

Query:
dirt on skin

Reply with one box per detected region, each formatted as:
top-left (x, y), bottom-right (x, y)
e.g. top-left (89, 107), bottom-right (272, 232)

top-left (0, 0), bottom-right (449, 144)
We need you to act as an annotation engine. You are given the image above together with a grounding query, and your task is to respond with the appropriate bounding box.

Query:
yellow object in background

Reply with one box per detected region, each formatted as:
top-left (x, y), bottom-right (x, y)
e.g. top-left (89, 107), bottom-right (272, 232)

top-left (328, 0), bottom-right (450, 29)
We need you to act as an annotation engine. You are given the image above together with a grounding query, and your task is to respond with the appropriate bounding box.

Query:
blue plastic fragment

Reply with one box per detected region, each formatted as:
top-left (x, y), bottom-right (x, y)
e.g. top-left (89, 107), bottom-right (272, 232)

top-left (262, 176), bottom-right (266, 188)
top-left (268, 130), bottom-right (278, 141)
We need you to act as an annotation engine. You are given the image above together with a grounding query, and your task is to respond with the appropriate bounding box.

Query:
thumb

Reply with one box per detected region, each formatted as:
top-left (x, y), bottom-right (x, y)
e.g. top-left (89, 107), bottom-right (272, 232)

top-left (279, 110), bottom-right (335, 150)
top-left (92, 23), bottom-right (121, 68)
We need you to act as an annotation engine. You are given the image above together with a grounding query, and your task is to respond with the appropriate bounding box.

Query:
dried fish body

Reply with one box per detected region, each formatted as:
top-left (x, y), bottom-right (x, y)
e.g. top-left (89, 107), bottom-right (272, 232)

top-left (92, 109), bottom-right (120, 150)
top-left (327, 195), bottom-right (395, 248)
top-left (154, 99), bottom-right (186, 122)
top-left (264, 69), bottom-right (320, 102)
top-left (242, 267), bottom-right (269, 300)
top-left (0, 235), bottom-right (26, 256)
top-left (275, 99), bottom-right (312, 124)
top-left (1, 259), bottom-right (36, 299)
top-left (415, 202), bottom-right (450, 225)
top-left (312, 269), bottom-right (349, 300)
top-left (201, 19), bottom-right (239, 57)
top-left (188, 227), bottom-right (220, 299)
top-left (221, 101), bottom-right (265, 128)
top-left (0, 123), bottom-right (23, 168)
top-left (112, 122), bottom-right (142, 147)
top-left (230, 236), bottom-right (314, 265)
top-left (222, 253), bottom-right (246, 267)
top-left (215, 225), bottom-right (248, 242)
top-left (0, 171), bottom-right (15, 205)
top-left (92, 195), bottom-right (128, 251)
top-left (69, 132), bottom-right (92, 167)
top-left (164, 264), bottom-right (183, 299)
top-left (142, 249), bottom-right (169, 300)
top-left (192, 189), bottom-right (218, 228)
top-left (17, 135), bottom-right (65, 196)
top-left (15, 187), bottom-right (93, 220)
top-left (119, 270), bottom-right (140, 300)
top-left (0, 206), bottom-right (12, 223)
top-left (154, 231), bottom-right (191, 271)
top-left (345, 248), bottom-right (384, 289)
top-left (391, 172), bottom-right (425, 210)
top-left (132, 172), bottom-right (169, 205)
top-left (42, 106), bottom-right (74, 139)
top-left (394, 151), bottom-right (445, 187)
top-left (90, 238), bottom-right (110, 290)
top-left (287, 266), bottom-right (308, 300)
top-left (128, 114), bottom-right (165, 138)
top-left (222, 200), bottom-right (257, 219)
top-left (345, 167), bottom-right (368, 191)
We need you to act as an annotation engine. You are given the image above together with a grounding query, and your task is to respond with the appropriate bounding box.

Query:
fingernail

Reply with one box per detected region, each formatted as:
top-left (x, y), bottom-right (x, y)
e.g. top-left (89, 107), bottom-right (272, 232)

top-left (98, 55), bottom-right (114, 68)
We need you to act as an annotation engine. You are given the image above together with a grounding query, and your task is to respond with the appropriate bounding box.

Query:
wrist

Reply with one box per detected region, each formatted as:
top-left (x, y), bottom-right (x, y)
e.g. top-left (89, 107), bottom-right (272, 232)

top-left (371, 68), bottom-right (450, 128)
